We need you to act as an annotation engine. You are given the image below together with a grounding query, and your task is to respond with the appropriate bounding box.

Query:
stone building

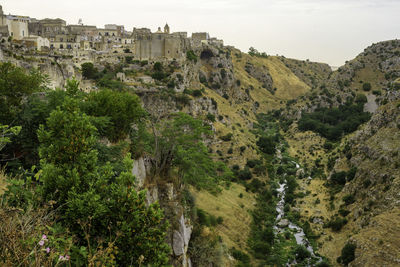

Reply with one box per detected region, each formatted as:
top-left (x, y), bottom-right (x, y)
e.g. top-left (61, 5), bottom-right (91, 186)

top-left (28, 18), bottom-right (67, 36)
top-left (133, 24), bottom-right (190, 60)
top-left (15, 35), bottom-right (50, 51)
top-left (0, 5), bottom-right (30, 40)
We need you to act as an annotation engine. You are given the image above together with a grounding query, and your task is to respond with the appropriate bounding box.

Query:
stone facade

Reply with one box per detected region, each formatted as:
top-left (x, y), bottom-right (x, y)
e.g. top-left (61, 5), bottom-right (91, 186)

top-left (0, 6), bottom-right (30, 40)
top-left (1, 5), bottom-right (223, 62)
top-left (133, 24), bottom-right (191, 60)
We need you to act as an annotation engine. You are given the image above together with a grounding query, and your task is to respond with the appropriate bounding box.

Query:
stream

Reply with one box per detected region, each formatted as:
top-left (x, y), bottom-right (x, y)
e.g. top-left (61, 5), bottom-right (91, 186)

top-left (274, 161), bottom-right (322, 266)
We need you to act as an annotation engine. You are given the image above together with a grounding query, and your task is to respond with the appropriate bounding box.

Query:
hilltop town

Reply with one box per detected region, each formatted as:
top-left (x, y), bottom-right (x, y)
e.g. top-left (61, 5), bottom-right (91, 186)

top-left (0, 5), bottom-right (223, 62)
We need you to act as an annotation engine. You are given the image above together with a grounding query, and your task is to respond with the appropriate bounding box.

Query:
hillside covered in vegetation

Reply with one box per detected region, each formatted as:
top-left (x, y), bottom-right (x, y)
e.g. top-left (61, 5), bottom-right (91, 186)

top-left (1, 38), bottom-right (400, 267)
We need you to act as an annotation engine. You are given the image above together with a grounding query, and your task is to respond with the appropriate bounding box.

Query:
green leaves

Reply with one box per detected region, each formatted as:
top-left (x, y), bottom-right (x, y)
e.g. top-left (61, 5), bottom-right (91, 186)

top-left (0, 124), bottom-right (21, 152)
top-left (37, 95), bottom-right (170, 265)
top-left (0, 62), bottom-right (47, 124)
top-left (84, 89), bottom-right (144, 142)
top-left (151, 112), bottom-right (228, 191)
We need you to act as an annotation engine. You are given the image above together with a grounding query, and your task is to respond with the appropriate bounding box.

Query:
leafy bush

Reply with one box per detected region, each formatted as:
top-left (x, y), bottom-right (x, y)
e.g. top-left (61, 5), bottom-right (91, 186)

top-left (84, 89), bottom-right (144, 142)
top-left (220, 133), bottom-right (233, 141)
top-left (343, 194), bottom-right (355, 205)
top-left (186, 50), bottom-right (198, 62)
top-left (0, 62), bottom-right (46, 124)
top-left (339, 209), bottom-right (350, 217)
top-left (230, 247), bottom-right (251, 266)
top-left (192, 89), bottom-right (203, 97)
top-left (326, 217), bottom-right (348, 231)
top-left (331, 171), bottom-right (347, 185)
top-left (294, 245), bottom-right (311, 262)
top-left (238, 167), bottom-right (252, 180)
top-left (298, 102), bottom-right (371, 141)
top-left (362, 82), bottom-right (372, 91)
top-left (355, 93), bottom-right (367, 104)
top-left (125, 56), bottom-right (133, 64)
top-left (256, 135), bottom-right (277, 155)
top-left (206, 113), bottom-right (216, 122)
top-left (337, 243), bottom-right (356, 266)
top-left (37, 99), bottom-right (170, 265)
top-left (246, 159), bottom-right (262, 168)
top-left (81, 62), bottom-right (98, 80)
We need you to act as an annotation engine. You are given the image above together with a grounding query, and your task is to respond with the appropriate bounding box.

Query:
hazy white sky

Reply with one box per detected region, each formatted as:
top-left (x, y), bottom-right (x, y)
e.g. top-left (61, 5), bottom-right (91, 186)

top-left (2, 0), bottom-right (399, 66)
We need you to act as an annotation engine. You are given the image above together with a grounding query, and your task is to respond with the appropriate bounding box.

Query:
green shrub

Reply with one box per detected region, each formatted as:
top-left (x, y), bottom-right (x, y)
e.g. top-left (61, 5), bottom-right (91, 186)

top-left (339, 209), bottom-right (350, 217)
top-left (331, 171), bottom-right (347, 185)
top-left (298, 103), bottom-right (371, 141)
top-left (84, 89), bottom-right (144, 142)
top-left (81, 62), bottom-right (98, 80)
top-left (253, 164), bottom-right (266, 175)
top-left (294, 245), bottom-right (311, 262)
top-left (355, 93), bottom-right (367, 104)
top-left (230, 247), bottom-right (251, 266)
top-left (38, 100), bottom-right (170, 265)
top-left (125, 56), bottom-right (133, 64)
top-left (186, 50), bottom-right (198, 62)
top-left (372, 90), bottom-right (381, 96)
top-left (326, 217), bottom-right (348, 231)
top-left (237, 167), bottom-right (252, 180)
top-left (337, 243), bottom-right (356, 266)
top-left (246, 159), bottom-right (262, 168)
top-left (256, 135), bottom-right (277, 155)
top-left (192, 89), bottom-right (203, 97)
top-left (343, 194), bottom-right (355, 205)
top-left (206, 113), bottom-right (216, 122)
top-left (362, 82), bottom-right (372, 91)
top-left (363, 179), bottom-right (372, 188)
top-left (346, 167), bottom-right (357, 181)
top-left (220, 133), bottom-right (233, 141)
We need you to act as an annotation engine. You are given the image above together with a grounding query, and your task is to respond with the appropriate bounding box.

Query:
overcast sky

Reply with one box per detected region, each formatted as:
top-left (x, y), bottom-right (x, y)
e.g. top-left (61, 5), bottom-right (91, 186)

top-left (2, 0), bottom-right (399, 66)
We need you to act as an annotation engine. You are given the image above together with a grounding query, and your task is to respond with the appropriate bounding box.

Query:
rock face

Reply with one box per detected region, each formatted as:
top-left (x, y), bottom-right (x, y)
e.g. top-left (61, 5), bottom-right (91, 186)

top-left (132, 157), bottom-right (147, 188)
top-left (173, 214), bottom-right (193, 258)
top-left (244, 61), bottom-right (273, 92)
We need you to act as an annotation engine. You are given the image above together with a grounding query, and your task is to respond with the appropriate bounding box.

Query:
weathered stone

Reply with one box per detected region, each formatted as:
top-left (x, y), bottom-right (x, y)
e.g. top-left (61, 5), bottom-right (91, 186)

top-left (172, 214), bottom-right (193, 257)
top-left (278, 219), bottom-right (290, 228)
top-left (132, 157), bottom-right (147, 189)
top-left (145, 187), bottom-right (158, 206)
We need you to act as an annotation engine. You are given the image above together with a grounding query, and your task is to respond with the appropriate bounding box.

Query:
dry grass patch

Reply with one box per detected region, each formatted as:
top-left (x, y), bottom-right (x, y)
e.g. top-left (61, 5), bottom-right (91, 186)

top-left (191, 183), bottom-right (255, 251)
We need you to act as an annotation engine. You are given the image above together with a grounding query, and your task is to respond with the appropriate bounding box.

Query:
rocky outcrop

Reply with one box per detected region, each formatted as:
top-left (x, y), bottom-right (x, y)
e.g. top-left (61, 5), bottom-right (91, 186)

top-left (132, 157), bottom-right (149, 189)
top-left (172, 214), bottom-right (193, 266)
top-left (244, 61), bottom-right (273, 92)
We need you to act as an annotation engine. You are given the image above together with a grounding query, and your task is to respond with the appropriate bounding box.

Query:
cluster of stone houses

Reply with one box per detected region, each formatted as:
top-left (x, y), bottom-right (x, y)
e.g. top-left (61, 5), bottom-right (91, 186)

top-left (0, 5), bottom-right (223, 60)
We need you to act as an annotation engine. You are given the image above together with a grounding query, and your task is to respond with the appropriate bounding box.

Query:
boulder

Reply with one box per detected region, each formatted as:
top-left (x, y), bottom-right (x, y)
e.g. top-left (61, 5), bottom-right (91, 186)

top-left (278, 219), bottom-right (290, 228)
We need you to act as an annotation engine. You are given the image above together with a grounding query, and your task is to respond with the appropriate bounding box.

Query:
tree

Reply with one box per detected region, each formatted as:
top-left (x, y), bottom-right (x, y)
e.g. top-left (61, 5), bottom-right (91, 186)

top-left (81, 62), bottom-right (98, 80)
top-left (355, 93), bottom-right (367, 104)
top-left (337, 243), bottom-right (356, 266)
top-left (0, 124), bottom-right (21, 152)
top-left (294, 245), bottom-right (311, 262)
top-left (0, 62), bottom-right (47, 124)
top-left (84, 89), bottom-right (145, 142)
top-left (257, 135), bottom-right (277, 155)
top-left (248, 47), bottom-right (259, 56)
top-left (150, 113), bottom-right (230, 191)
top-left (38, 98), bottom-right (170, 265)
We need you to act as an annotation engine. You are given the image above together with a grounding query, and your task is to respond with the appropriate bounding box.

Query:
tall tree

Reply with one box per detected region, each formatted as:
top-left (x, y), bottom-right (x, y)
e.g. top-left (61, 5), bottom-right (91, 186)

top-left (38, 98), bottom-right (170, 266)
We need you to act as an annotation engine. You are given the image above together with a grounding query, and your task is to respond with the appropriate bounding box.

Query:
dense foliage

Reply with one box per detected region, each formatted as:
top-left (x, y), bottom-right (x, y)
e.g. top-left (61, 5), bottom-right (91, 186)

top-left (337, 243), bottom-right (356, 266)
top-left (298, 101), bottom-right (371, 141)
top-left (0, 62), bottom-right (229, 265)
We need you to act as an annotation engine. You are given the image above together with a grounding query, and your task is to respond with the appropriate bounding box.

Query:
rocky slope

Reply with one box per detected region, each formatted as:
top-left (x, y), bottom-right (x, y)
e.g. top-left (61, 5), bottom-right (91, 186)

top-left (282, 40), bottom-right (400, 266)
top-left (2, 39), bottom-right (399, 266)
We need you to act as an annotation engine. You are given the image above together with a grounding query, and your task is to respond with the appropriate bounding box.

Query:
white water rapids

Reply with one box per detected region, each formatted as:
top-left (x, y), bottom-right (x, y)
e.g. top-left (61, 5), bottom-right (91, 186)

top-left (274, 161), bottom-right (322, 265)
